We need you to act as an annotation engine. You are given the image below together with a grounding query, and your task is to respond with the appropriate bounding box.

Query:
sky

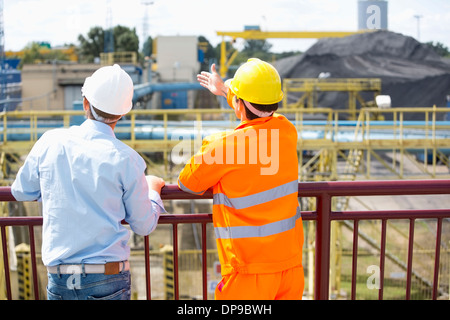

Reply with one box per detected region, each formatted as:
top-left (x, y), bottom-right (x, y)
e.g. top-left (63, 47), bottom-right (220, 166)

top-left (3, 0), bottom-right (450, 54)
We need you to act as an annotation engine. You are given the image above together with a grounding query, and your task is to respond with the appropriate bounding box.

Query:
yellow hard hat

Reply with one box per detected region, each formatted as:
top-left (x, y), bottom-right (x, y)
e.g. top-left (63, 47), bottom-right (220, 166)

top-left (225, 58), bottom-right (283, 105)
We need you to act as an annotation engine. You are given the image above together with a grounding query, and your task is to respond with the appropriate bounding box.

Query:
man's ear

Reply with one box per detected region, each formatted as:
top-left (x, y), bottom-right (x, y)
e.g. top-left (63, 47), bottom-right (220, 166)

top-left (82, 97), bottom-right (90, 111)
top-left (236, 99), bottom-right (246, 119)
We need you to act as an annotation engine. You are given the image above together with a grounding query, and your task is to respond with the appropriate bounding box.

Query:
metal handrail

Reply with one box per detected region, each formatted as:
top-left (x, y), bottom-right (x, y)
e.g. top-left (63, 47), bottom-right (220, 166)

top-left (1, 180), bottom-right (450, 300)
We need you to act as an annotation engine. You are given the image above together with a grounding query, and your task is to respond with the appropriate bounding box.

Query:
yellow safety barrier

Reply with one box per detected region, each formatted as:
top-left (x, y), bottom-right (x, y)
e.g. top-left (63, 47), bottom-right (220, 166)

top-left (15, 243), bottom-right (32, 300)
top-left (160, 245), bottom-right (174, 300)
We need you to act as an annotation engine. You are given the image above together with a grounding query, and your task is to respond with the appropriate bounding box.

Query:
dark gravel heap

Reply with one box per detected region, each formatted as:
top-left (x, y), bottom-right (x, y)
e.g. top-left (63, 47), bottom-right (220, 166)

top-left (274, 30), bottom-right (450, 120)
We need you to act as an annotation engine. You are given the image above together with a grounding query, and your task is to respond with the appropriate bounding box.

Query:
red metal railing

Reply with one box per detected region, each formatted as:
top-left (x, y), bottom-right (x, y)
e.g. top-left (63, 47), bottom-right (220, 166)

top-left (1, 179), bottom-right (450, 300)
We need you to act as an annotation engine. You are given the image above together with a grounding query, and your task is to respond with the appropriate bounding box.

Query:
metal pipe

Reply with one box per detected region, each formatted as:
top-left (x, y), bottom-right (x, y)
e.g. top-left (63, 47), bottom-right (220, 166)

top-left (133, 82), bottom-right (203, 103)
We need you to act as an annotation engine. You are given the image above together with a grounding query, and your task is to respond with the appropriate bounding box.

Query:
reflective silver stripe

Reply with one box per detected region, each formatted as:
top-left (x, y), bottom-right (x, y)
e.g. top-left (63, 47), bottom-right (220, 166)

top-left (215, 207), bottom-right (301, 240)
top-left (178, 179), bottom-right (206, 195)
top-left (213, 180), bottom-right (298, 209)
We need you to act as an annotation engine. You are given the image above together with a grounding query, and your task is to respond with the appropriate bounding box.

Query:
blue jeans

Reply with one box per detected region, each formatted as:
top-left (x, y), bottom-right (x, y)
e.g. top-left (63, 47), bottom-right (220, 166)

top-left (46, 270), bottom-right (131, 300)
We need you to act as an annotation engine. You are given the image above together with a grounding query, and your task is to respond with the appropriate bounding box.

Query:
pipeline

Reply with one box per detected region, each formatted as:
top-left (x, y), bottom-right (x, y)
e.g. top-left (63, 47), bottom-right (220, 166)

top-left (0, 81), bottom-right (204, 111)
top-left (132, 82), bottom-right (203, 104)
top-left (1, 119), bottom-right (450, 154)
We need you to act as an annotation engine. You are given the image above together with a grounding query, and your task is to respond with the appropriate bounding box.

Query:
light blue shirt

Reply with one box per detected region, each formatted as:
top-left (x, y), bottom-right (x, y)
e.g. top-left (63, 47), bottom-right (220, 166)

top-left (11, 119), bottom-right (165, 266)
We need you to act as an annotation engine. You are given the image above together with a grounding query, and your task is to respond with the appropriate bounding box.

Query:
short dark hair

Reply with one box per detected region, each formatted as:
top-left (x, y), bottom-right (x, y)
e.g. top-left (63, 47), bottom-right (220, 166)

top-left (91, 105), bottom-right (121, 122)
top-left (84, 97), bottom-right (122, 123)
top-left (238, 98), bottom-right (278, 120)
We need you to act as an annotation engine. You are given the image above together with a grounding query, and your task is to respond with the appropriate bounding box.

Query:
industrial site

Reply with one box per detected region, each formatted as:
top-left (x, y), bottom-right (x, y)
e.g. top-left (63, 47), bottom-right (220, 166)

top-left (0, 0), bottom-right (449, 301)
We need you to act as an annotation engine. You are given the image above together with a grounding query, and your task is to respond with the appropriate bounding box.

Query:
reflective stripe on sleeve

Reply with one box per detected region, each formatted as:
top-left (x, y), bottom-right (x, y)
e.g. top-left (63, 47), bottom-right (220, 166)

top-left (178, 179), bottom-right (206, 195)
top-left (213, 180), bottom-right (298, 209)
top-left (215, 207), bottom-right (301, 239)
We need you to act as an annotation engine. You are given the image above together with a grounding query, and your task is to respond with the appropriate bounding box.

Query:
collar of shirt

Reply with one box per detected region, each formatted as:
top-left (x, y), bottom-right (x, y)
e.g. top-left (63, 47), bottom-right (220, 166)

top-left (81, 118), bottom-right (116, 138)
top-left (235, 113), bottom-right (278, 131)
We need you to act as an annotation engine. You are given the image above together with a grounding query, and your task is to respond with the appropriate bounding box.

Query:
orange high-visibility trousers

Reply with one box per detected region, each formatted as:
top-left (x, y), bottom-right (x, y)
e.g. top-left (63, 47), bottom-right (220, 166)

top-left (214, 266), bottom-right (304, 300)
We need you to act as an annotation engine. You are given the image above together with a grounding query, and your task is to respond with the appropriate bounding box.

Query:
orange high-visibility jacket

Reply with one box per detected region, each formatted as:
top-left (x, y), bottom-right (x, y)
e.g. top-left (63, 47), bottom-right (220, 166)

top-left (178, 114), bottom-right (303, 275)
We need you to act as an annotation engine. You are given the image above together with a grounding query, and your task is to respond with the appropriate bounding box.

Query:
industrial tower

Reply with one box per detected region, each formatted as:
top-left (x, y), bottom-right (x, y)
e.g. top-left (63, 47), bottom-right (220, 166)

top-left (141, 1), bottom-right (154, 50)
top-left (0, 0), bottom-right (5, 106)
top-left (104, 0), bottom-right (114, 53)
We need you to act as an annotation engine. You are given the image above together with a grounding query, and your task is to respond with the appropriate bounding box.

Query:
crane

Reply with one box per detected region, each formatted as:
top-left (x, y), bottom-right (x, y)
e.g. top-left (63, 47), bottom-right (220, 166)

top-left (0, 0), bottom-right (5, 106)
top-left (216, 27), bottom-right (367, 77)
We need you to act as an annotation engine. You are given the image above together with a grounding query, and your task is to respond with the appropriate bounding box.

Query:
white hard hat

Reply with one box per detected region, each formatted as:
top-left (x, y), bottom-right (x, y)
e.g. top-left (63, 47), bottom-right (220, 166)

top-left (81, 64), bottom-right (134, 115)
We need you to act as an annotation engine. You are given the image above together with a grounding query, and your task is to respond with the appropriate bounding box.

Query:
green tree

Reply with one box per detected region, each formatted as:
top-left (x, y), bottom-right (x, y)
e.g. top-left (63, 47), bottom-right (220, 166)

top-left (78, 26), bottom-right (105, 63)
top-left (114, 26), bottom-right (139, 54)
top-left (198, 36), bottom-right (217, 70)
top-left (233, 39), bottom-right (274, 66)
top-left (243, 39), bottom-right (273, 55)
top-left (213, 40), bottom-right (233, 62)
top-left (20, 42), bottom-right (70, 67)
top-left (426, 41), bottom-right (450, 57)
top-left (78, 25), bottom-right (140, 63)
top-left (142, 36), bottom-right (153, 58)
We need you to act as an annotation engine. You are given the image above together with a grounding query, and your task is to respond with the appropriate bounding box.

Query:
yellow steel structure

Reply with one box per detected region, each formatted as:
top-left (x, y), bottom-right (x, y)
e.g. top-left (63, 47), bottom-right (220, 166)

top-left (216, 30), bottom-right (367, 77)
top-left (283, 78), bottom-right (382, 120)
top-left (100, 51), bottom-right (138, 66)
top-left (295, 107), bottom-right (450, 181)
top-left (0, 106), bottom-right (449, 186)
top-left (15, 243), bottom-right (32, 300)
top-left (5, 46), bottom-right (78, 63)
top-left (0, 106), bottom-right (449, 300)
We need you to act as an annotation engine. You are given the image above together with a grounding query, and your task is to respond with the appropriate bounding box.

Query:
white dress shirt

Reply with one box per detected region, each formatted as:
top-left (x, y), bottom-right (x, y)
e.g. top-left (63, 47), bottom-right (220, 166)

top-left (11, 119), bottom-right (165, 266)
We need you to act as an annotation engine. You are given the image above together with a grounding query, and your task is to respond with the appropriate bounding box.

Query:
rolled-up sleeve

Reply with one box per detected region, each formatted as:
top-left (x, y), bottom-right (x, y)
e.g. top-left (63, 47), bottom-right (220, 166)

top-left (122, 160), bottom-right (165, 236)
top-left (178, 134), bottom-right (226, 195)
top-left (11, 136), bottom-right (45, 201)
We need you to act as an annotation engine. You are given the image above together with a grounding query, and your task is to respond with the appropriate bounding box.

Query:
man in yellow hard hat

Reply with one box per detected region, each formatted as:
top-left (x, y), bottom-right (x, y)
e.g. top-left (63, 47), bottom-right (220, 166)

top-left (11, 64), bottom-right (166, 300)
top-left (178, 59), bottom-right (304, 300)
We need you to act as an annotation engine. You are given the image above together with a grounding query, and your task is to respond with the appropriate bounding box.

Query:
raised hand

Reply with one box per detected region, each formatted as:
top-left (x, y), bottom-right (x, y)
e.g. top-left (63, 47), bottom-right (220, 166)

top-left (197, 64), bottom-right (228, 97)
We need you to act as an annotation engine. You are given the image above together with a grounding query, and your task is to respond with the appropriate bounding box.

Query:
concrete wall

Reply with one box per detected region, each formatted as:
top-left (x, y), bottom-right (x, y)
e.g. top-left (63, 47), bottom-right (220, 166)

top-left (20, 63), bottom-right (99, 111)
top-left (155, 36), bottom-right (201, 109)
top-left (156, 36), bottom-right (200, 83)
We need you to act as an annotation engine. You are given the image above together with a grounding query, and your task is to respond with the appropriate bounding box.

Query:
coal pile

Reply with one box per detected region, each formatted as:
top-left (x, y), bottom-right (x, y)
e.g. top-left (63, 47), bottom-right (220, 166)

top-left (275, 30), bottom-right (450, 120)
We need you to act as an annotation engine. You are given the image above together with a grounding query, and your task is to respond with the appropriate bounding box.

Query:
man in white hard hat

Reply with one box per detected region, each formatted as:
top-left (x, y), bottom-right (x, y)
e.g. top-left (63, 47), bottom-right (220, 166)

top-left (11, 64), bottom-right (166, 300)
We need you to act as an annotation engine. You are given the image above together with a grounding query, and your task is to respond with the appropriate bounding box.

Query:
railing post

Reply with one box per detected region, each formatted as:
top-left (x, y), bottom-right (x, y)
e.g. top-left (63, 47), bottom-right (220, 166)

top-left (28, 225), bottom-right (39, 300)
top-left (315, 193), bottom-right (332, 300)
top-left (144, 235), bottom-right (151, 300)
top-left (405, 218), bottom-right (415, 300)
top-left (1, 225), bottom-right (12, 300)
top-left (432, 218), bottom-right (443, 300)
top-left (201, 223), bottom-right (208, 300)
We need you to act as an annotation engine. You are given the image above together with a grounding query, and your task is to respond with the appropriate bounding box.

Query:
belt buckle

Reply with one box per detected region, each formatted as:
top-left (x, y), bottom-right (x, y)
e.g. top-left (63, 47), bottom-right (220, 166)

top-left (104, 262), bottom-right (120, 275)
